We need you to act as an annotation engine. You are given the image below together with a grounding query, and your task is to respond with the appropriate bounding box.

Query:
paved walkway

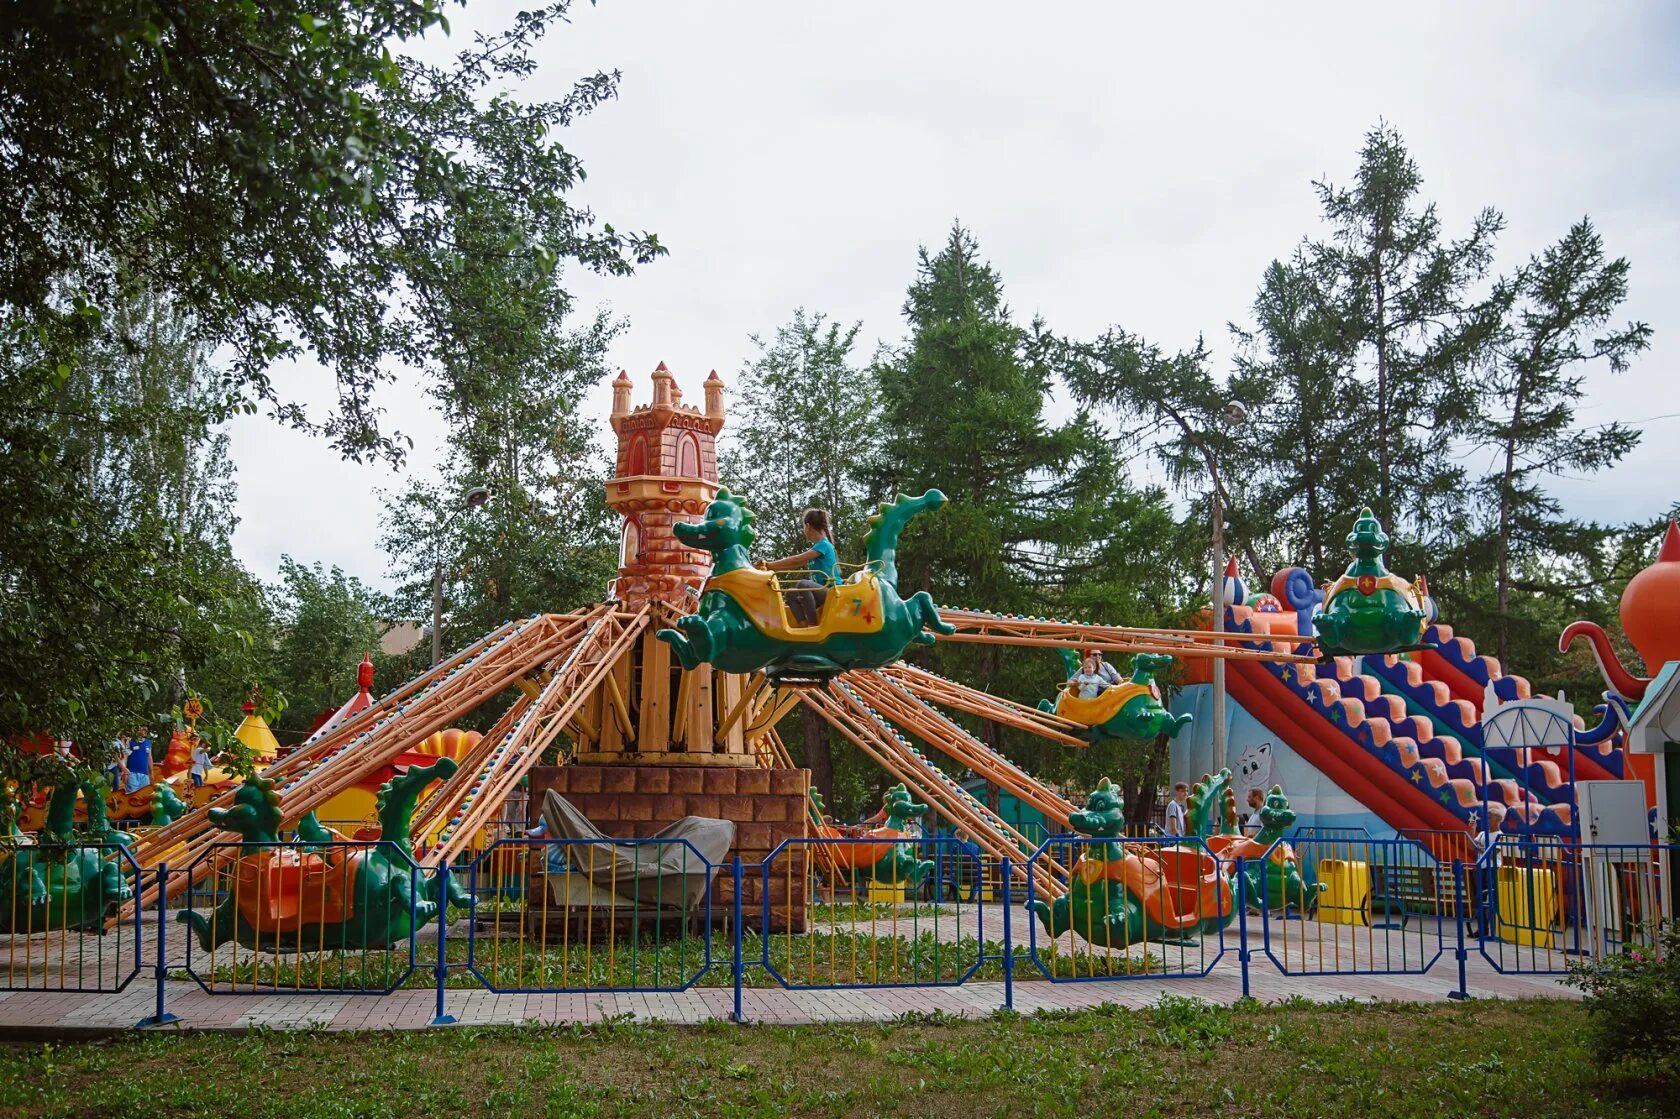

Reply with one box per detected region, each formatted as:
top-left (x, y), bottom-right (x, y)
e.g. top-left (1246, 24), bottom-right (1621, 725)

top-left (0, 905), bottom-right (1577, 1035)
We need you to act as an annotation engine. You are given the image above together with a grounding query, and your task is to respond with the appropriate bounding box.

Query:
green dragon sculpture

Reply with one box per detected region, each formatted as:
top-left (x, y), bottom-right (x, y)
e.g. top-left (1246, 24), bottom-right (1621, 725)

top-left (1184, 769), bottom-right (1239, 839)
top-left (1193, 771), bottom-right (1323, 914)
top-left (656, 489), bottom-right (956, 681)
top-left (1030, 779), bottom-right (1230, 948)
top-left (1039, 651), bottom-right (1193, 742)
top-left (1312, 506), bottom-right (1428, 657)
top-left (848, 784), bottom-right (934, 890)
top-left (148, 782), bottom-right (190, 828)
top-left (0, 780), bottom-right (134, 933)
top-left (179, 758), bottom-right (461, 952)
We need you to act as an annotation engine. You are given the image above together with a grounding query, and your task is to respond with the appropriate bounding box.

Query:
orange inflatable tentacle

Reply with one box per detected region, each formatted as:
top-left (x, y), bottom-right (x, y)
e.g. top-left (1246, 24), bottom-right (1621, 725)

top-left (1559, 620), bottom-right (1649, 700)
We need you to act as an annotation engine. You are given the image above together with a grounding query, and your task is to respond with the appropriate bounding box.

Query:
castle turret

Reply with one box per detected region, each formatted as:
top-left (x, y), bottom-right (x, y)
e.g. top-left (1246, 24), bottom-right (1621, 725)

top-left (606, 364), bottom-right (725, 607)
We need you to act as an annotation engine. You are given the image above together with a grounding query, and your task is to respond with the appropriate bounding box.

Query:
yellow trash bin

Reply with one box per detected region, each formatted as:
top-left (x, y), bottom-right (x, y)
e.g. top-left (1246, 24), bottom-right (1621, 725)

top-left (1316, 859), bottom-right (1372, 926)
top-left (1495, 866), bottom-right (1556, 948)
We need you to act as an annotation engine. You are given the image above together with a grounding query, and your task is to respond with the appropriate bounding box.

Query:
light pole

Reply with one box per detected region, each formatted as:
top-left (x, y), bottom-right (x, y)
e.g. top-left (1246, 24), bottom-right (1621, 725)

top-left (1206, 402), bottom-right (1247, 775)
top-left (432, 485), bottom-right (491, 666)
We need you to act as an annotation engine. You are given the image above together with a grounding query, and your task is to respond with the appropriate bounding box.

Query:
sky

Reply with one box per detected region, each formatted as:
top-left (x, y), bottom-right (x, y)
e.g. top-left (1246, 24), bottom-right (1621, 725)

top-left (228, 2), bottom-right (1680, 592)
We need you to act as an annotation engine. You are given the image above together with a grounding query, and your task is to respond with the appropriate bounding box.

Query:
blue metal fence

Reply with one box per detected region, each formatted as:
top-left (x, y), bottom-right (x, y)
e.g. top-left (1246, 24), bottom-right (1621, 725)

top-left (7, 831), bottom-right (1665, 1023)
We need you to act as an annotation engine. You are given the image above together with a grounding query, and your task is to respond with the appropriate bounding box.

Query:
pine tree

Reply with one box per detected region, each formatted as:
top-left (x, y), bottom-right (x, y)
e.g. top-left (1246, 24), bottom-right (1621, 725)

top-left (1468, 218), bottom-right (1650, 663)
top-left (872, 224), bottom-right (1189, 798)
top-left (1226, 256), bottom-right (1373, 575)
top-left (1305, 123), bottom-right (1505, 550)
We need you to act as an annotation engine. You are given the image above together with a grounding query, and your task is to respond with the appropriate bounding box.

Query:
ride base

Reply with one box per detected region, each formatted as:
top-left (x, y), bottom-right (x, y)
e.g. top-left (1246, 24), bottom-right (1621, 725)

top-left (528, 764), bottom-right (810, 933)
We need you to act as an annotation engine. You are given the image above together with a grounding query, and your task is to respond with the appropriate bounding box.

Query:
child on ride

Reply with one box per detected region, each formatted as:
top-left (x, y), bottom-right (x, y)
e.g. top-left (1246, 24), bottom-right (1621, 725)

top-left (1070, 652), bottom-right (1106, 700)
top-left (763, 508), bottom-right (838, 627)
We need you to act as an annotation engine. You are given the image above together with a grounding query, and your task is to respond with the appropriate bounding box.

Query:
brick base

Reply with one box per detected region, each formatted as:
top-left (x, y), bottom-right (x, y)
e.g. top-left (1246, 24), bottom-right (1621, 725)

top-left (528, 765), bottom-right (810, 932)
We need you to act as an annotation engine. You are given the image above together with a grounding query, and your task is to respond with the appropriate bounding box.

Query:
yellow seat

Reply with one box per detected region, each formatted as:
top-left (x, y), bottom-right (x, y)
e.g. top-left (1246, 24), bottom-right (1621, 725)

top-left (707, 566), bottom-right (889, 641)
top-left (1053, 682), bottom-right (1151, 726)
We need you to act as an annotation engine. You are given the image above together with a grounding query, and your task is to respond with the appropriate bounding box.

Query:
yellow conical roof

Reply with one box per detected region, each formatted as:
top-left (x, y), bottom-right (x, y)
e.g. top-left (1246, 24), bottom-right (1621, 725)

top-left (233, 711), bottom-right (281, 762)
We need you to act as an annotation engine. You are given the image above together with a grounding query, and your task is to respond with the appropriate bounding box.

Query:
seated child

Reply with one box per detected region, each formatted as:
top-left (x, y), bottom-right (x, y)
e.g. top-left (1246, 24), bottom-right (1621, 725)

top-left (762, 508), bottom-right (839, 626)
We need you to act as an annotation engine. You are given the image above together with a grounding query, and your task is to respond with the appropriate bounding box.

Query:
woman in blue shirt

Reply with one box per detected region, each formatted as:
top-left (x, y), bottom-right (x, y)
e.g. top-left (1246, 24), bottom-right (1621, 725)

top-left (763, 508), bottom-right (837, 627)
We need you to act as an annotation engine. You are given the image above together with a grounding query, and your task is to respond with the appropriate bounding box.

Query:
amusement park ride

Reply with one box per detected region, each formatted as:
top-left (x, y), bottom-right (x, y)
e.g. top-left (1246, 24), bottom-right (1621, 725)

top-left (8, 362), bottom-right (1659, 952)
top-left (92, 364), bottom-right (1311, 940)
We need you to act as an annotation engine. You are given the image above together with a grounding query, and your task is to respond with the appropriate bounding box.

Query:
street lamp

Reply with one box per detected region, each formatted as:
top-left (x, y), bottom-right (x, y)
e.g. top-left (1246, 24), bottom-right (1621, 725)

top-left (1206, 402), bottom-right (1246, 774)
top-left (432, 485), bottom-right (491, 665)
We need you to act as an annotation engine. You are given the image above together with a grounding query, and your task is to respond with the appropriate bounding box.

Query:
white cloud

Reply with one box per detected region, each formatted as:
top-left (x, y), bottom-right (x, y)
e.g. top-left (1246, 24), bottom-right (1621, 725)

top-left (229, 0), bottom-right (1680, 590)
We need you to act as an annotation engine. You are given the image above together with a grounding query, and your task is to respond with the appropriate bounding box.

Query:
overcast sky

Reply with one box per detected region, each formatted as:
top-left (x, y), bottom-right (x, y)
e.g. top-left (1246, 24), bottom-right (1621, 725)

top-left (228, 2), bottom-right (1680, 593)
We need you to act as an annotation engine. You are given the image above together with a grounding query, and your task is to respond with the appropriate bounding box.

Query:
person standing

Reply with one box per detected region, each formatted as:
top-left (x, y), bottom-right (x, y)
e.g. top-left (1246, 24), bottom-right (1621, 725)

top-left (1165, 782), bottom-right (1190, 837)
top-left (189, 740), bottom-right (212, 788)
top-left (1243, 787), bottom-right (1266, 836)
top-left (124, 728), bottom-right (153, 792)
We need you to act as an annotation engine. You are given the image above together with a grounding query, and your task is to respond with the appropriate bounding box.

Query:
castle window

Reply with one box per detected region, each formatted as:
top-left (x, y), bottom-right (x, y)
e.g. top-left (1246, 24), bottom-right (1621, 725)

top-left (620, 517), bottom-right (642, 566)
top-left (678, 432), bottom-right (701, 478)
top-left (628, 435), bottom-right (647, 476)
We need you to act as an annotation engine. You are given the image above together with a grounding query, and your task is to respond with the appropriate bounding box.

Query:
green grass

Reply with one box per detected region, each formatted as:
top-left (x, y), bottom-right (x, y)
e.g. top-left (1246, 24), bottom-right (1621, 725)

top-left (0, 999), bottom-right (1672, 1118)
top-left (174, 930), bottom-right (1184, 989)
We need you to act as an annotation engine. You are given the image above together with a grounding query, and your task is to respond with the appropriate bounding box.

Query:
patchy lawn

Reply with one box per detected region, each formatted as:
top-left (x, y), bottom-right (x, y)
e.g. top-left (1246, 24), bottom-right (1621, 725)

top-left (0, 998), bottom-right (1673, 1118)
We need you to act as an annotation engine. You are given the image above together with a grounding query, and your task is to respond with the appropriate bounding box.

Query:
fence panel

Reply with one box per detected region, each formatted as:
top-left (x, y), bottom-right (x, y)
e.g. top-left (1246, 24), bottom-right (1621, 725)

top-left (1261, 835), bottom-right (1446, 977)
top-left (760, 836), bottom-right (989, 989)
top-left (0, 841), bottom-right (143, 993)
top-left (461, 837), bottom-right (718, 993)
top-left (1478, 839), bottom-right (1672, 976)
top-left (1023, 836), bottom-right (1229, 983)
top-left (178, 840), bottom-right (423, 994)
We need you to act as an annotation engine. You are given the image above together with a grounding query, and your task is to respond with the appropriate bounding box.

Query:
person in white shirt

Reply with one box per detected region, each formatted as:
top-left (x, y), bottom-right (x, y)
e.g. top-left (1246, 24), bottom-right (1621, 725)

top-left (1243, 787), bottom-right (1266, 836)
top-left (1070, 652), bottom-right (1106, 700)
top-left (1165, 782), bottom-right (1190, 837)
top-left (189, 743), bottom-right (212, 787)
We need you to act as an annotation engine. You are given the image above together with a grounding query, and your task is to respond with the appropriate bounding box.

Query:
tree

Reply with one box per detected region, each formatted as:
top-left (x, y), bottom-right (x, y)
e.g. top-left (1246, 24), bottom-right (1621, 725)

top-left (1467, 218), bottom-right (1650, 663)
top-left (1304, 123), bottom-right (1505, 548)
top-left (268, 559), bottom-right (392, 743)
top-left (720, 309), bottom-right (877, 808)
top-left (0, 287), bottom-right (270, 780)
top-left (378, 205), bottom-right (621, 662)
top-left (872, 225), bottom-right (1192, 802)
top-left (2, 1), bottom-right (660, 768)
top-left (3, 1), bottom-right (661, 461)
top-left (1226, 257), bottom-right (1375, 576)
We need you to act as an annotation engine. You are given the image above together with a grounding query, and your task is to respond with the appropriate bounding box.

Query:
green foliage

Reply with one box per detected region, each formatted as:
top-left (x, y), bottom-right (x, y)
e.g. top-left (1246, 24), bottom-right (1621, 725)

top-left (870, 224), bottom-right (1199, 805)
top-left (1565, 924), bottom-right (1680, 1072)
top-left (2, 1), bottom-right (658, 778)
top-left (0, 288), bottom-right (270, 781)
top-left (1453, 218), bottom-right (1651, 664)
top-left (267, 558), bottom-right (393, 741)
top-left (1066, 123), bottom-right (1653, 705)
top-left (3, 0), bottom-right (661, 462)
top-left (720, 308), bottom-right (879, 812)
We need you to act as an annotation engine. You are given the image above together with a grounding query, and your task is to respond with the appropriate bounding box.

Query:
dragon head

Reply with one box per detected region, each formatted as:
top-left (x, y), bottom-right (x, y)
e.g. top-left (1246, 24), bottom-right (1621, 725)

top-left (1256, 785), bottom-right (1297, 841)
top-left (150, 782), bottom-right (189, 827)
top-left (1068, 777), bottom-right (1127, 839)
top-left (878, 783), bottom-right (927, 829)
top-left (671, 488), bottom-right (756, 555)
top-left (209, 775), bottom-right (282, 843)
top-left (1129, 653), bottom-right (1176, 684)
top-left (1345, 506), bottom-right (1390, 564)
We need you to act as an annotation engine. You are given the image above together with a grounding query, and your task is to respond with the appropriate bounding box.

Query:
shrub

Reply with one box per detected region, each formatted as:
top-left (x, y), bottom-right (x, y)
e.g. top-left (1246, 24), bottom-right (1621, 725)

top-left (1564, 921), bottom-right (1680, 1070)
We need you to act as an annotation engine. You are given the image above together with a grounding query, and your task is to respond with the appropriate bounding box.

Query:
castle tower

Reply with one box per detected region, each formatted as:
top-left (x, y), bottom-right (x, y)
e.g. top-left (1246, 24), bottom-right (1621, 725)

top-left (606, 363), bottom-right (726, 608)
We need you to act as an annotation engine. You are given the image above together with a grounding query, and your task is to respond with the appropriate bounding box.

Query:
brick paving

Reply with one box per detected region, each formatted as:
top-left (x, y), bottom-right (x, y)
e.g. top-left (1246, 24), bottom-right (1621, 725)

top-left (0, 904), bottom-right (1577, 1035)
